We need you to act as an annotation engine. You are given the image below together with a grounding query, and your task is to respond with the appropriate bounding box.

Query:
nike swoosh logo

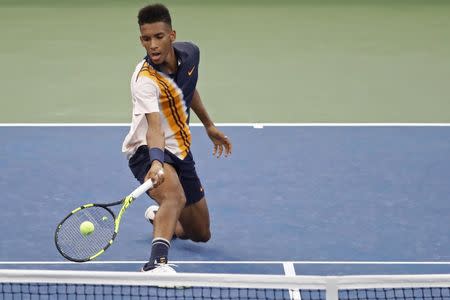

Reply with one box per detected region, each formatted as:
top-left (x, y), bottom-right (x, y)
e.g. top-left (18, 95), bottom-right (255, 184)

top-left (187, 65), bottom-right (196, 76)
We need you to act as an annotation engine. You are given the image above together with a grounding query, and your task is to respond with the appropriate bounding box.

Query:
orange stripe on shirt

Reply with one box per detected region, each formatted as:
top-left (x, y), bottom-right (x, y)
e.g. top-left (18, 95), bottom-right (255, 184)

top-left (136, 64), bottom-right (151, 81)
top-left (140, 62), bottom-right (191, 158)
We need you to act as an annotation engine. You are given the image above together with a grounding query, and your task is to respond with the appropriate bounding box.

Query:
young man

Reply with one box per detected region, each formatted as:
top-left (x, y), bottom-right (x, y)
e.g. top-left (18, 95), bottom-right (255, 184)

top-left (122, 4), bottom-right (232, 273)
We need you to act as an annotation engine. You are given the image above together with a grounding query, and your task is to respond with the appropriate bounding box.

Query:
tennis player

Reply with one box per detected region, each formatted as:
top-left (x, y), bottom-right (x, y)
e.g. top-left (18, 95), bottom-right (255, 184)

top-left (122, 3), bottom-right (232, 273)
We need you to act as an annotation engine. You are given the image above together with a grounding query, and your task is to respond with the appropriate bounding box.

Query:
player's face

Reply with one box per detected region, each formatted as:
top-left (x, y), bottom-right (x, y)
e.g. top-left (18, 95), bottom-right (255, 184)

top-left (140, 22), bottom-right (176, 65)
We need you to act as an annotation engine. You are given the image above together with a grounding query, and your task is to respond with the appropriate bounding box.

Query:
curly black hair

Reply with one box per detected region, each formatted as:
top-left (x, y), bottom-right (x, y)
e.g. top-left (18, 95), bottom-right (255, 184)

top-left (138, 3), bottom-right (172, 27)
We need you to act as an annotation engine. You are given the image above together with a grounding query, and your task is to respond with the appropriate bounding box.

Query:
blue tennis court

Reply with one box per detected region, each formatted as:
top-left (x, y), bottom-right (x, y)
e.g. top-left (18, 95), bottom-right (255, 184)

top-left (0, 125), bottom-right (449, 276)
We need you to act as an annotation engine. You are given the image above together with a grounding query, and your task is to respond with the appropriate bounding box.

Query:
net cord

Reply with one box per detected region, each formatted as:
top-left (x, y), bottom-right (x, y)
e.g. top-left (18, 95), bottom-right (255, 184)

top-left (0, 269), bottom-right (449, 298)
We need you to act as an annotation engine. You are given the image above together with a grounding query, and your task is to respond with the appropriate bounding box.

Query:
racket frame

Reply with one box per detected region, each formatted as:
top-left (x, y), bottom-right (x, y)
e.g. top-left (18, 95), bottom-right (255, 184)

top-left (54, 198), bottom-right (133, 262)
top-left (54, 179), bottom-right (153, 262)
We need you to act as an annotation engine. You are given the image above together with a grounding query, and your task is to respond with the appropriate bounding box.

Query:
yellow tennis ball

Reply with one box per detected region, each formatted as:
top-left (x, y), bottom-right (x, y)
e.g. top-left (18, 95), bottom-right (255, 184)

top-left (80, 221), bottom-right (95, 236)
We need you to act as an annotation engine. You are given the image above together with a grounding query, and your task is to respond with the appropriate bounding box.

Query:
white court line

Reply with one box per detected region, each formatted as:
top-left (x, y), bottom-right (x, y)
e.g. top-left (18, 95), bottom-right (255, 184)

top-left (1, 261), bottom-right (450, 265)
top-left (283, 262), bottom-right (297, 275)
top-left (284, 262), bottom-right (302, 300)
top-left (0, 123), bottom-right (450, 127)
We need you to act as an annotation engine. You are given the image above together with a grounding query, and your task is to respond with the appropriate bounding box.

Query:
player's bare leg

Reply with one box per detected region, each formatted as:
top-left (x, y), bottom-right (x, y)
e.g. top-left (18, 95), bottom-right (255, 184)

top-left (142, 164), bottom-right (185, 271)
top-left (145, 165), bottom-right (210, 242)
top-left (148, 164), bottom-right (186, 240)
top-left (148, 197), bottom-right (211, 242)
top-left (177, 198), bottom-right (211, 242)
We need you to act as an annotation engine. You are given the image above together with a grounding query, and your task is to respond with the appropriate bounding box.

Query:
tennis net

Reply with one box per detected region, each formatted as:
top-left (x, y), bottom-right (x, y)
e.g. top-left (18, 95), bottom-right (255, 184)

top-left (0, 269), bottom-right (449, 300)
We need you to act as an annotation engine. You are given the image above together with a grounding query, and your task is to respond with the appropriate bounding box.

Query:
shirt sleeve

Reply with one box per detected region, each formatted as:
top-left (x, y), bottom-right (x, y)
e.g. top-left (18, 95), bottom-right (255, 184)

top-left (132, 77), bottom-right (160, 115)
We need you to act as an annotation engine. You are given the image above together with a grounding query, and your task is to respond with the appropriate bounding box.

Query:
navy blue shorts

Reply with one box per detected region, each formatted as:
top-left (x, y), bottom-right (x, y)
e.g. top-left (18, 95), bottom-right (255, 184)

top-left (128, 145), bottom-right (205, 205)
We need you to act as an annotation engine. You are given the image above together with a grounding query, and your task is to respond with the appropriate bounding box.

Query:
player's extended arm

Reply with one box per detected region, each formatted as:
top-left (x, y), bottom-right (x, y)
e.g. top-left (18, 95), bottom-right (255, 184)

top-left (144, 112), bottom-right (165, 187)
top-left (191, 89), bottom-right (232, 157)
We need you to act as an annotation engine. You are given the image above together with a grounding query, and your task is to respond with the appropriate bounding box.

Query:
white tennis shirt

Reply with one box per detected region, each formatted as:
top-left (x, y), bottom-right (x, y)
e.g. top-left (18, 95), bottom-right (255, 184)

top-left (122, 60), bottom-right (191, 160)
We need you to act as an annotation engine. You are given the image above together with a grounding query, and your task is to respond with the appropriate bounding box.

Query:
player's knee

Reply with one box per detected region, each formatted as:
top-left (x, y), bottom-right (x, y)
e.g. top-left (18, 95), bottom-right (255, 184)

top-left (174, 192), bottom-right (187, 207)
top-left (163, 191), bottom-right (186, 208)
top-left (191, 229), bottom-right (211, 243)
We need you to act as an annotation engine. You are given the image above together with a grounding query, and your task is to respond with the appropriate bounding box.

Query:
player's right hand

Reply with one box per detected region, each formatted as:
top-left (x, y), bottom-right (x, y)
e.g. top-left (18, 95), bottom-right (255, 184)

top-left (145, 161), bottom-right (165, 188)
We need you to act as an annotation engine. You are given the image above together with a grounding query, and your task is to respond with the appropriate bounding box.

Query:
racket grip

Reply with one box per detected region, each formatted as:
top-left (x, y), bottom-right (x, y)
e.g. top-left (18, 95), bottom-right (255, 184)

top-left (130, 179), bottom-right (154, 199)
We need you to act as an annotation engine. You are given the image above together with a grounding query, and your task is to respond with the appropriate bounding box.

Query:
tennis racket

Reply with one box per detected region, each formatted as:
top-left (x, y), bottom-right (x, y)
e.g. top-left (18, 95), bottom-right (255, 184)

top-left (54, 179), bottom-right (154, 262)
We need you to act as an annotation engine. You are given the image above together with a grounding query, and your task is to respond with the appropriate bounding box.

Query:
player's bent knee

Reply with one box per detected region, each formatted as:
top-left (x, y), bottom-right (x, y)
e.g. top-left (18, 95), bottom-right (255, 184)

top-left (167, 193), bottom-right (186, 209)
top-left (153, 189), bottom-right (186, 208)
top-left (191, 230), bottom-right (211, 243)
top-left (171, 191), bottom-right (186, 207)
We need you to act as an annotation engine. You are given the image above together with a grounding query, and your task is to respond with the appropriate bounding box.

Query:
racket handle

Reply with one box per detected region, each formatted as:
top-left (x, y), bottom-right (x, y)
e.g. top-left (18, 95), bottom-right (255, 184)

top-left (130, 179), bottom-right (154, 199)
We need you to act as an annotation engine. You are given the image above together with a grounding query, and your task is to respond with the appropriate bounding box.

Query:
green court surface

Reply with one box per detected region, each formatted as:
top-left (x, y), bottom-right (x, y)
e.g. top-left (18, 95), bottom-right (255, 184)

top-left (1, 0), bottom-right (449, 123)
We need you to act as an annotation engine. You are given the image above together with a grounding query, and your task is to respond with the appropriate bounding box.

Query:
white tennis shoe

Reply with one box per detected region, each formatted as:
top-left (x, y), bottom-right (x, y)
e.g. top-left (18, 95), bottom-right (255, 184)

top-left (141, 263), bottom-right (177, 274)
top-left (144, 205), bottom-right (159, 224)
top-left (144, 205), bottom-right (177, 239)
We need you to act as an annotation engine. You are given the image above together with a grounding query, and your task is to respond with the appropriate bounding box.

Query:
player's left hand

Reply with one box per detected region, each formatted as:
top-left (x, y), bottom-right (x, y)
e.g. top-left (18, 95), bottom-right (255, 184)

top-left (206, 125), bottom-right (232, 158)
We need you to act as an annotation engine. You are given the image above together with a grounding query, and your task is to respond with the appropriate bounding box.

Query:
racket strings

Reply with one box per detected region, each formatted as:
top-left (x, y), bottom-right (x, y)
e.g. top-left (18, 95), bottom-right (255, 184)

top-left (56, 206), bottom-right (115, 261)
